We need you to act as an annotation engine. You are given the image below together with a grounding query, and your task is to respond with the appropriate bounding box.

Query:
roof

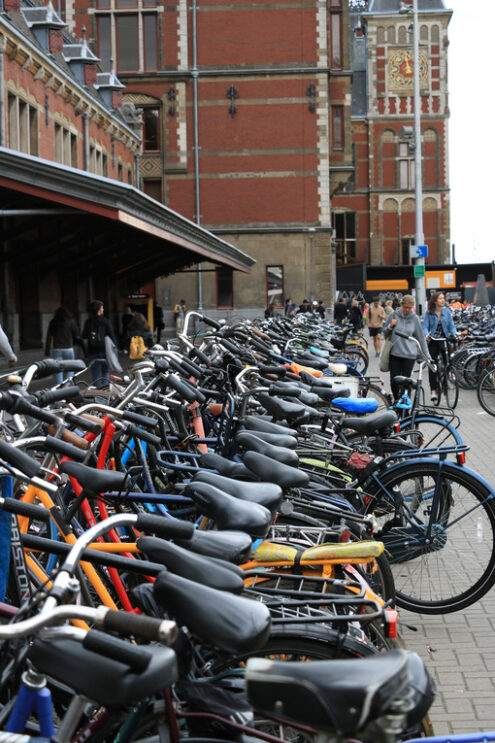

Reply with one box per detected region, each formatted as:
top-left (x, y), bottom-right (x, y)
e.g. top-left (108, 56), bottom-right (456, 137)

top-left (0, 148), bottom-right (255, 280)
top-left (367, 0), bottom-right (447, 11)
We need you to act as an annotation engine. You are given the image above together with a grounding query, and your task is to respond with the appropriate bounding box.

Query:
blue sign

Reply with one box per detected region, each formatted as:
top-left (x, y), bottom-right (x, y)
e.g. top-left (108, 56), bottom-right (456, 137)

top-left (409, 244), bottom-right (428, 259)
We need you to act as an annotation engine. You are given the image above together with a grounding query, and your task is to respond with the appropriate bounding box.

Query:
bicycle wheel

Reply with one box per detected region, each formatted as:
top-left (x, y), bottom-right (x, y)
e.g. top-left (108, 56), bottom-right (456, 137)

top-left (361, 382), bottom-right (392, 413)
top-left (366, 460), bottom-right (495, 613)
top-left (443, 364), bottom-right (459, 409)
top-left (398, 414), bottom-right (463, 451)
top-left (477, 367), bottom-right (495, 416)
top-left (344, 348), bottom-right (368, 375)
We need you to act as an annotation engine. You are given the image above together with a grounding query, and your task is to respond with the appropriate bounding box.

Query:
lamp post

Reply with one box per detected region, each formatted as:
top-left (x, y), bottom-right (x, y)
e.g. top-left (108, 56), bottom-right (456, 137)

top-left (400, 0), bottom-right (425, 315)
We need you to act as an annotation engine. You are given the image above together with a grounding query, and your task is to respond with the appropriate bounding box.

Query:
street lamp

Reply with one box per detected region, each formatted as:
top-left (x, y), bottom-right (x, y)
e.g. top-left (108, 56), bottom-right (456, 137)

top-left (399, 0), bottom-right (426, 315)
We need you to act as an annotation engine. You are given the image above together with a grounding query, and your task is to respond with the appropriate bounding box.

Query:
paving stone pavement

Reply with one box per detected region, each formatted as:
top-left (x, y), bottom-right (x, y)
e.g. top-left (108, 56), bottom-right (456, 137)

top-left (367, 349), bottom-right (495, 735)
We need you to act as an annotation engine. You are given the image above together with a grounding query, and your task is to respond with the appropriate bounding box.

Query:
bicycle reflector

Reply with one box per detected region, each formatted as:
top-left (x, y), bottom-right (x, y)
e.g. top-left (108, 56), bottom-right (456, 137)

top-left (385, 609), bottom-right (398, 639)
top-left (393, 422), bottom-right (401, 433)
top-left (456, 451), bottom-right (466, 465)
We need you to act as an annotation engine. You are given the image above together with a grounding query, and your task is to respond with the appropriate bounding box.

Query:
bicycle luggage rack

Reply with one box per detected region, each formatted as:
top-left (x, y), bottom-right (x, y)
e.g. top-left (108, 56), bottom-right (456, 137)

top-left (242, 571), bottom-right (391, 629)
top-left (379, 443), bottom-right (469, 464)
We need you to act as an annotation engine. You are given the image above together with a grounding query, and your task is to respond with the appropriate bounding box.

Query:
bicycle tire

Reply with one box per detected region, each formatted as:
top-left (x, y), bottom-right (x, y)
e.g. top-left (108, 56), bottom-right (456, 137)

top-left (431, 355), bottom-right (444, 407)
top-left (477, 367), bottom-right (495, 416)
top-left (365, 460), bottom-right (495, 613)
top-left (362, 382), bottom-right (392, 413)
top-left (398, 414), bottom-right (463, 451)
top-left (443, 364), bottom-right (459, 409)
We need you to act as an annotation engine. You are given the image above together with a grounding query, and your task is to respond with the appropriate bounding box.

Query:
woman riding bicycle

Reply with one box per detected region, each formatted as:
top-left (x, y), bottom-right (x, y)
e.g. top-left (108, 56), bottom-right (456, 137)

top-left (423, 292), bottom-right (457, 402)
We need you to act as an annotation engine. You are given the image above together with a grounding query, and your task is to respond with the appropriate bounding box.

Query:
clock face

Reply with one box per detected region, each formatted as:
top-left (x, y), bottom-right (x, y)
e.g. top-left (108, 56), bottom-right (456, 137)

top-left (388, 48), bottom-right (428, 92)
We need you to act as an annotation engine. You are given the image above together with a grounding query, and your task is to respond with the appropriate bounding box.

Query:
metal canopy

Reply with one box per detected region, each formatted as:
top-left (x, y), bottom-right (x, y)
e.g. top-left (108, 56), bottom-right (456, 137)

top-left (0, 148), bottom-right (255, 284)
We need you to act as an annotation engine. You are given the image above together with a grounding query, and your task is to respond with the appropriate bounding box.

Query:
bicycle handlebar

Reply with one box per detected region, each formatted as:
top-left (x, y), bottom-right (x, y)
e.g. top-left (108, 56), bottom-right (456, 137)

top-left (394, 331), bottom-right (437, 373)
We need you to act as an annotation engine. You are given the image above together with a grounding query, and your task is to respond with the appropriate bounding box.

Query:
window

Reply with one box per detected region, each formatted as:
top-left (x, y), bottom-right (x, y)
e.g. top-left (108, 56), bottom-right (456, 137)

top-left (144, 15), bottom-right (157, 71)
top-left (398, 142), bottom-right (415, 190)
top-left (118, 162), bottom-right (124, 181)
top-left (96, 2), bottom-right (158, 73)
top-left (266, 266), bottom-right (284, 308)
top-left (54, 122), bottom-right (63, 163)
top-left (71, 133), bottom-right (78, 168)
top-left (143, 179), bottom-right (162, 201)
top-left (7, 93), bottom-right (38, 155)
top-left (333, 212), bottom-right (357, 265)
top-left (117, 15), bottom-right (139, 71)
top-left (143, 107), bottom-right (160, 151)
top-left (97, 15), bottom-right (111, 71)
top-left (332, 106), bottom-right (343, 150)
top-left (216, 268), bottom-right (233, 309)
top-left (330, 13), bottom-right (342, 69)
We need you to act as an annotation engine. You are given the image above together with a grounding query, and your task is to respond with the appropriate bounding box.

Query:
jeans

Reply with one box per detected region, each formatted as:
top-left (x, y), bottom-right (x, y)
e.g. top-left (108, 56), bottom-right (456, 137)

top-left (88, 352), bottom-right (109, 388)
top-left (51, 347), bottom-right (75, 385)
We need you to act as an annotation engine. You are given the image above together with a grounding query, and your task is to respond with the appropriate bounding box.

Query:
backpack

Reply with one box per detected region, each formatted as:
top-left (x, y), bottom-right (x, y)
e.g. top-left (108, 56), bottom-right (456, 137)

top-left (87, 320), bottom-right (105, 351)
top-left (129, 335), bottom-right (147, 360)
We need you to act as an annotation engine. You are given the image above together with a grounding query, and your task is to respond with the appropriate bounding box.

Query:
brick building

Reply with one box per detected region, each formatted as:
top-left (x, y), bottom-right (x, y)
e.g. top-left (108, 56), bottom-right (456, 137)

top-left (63, 0), bottom-right (339, 317)
top-left (0, 0), bottom-right (252, 348)
top-left (61, 0), bottom-right (451, 318)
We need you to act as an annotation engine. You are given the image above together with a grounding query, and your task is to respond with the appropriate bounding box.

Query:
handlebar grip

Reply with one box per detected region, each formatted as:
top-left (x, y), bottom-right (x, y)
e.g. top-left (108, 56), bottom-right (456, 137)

top-left (201, 315), bottom-right (221, 330)
top-left (35, 387), bottom-right (82, 407)
top-left (43, 435), bottom-right (87, 463)
top-left (179, 357), bottom-right (203, 378)
top-left (33, 359), bottom-right (86, 380)
top-left (0, 495), bottom-right (50, 521)
top-left (122, 410), bottom-right (159, 429)
top-left (189, 347), bottom-right (211, 366)
top-left (219, 338), bottom-right (243, 356)
top-left (64, 413), bottom-right (103, 435)
top-left (154, 358), bottom-right (170, 374)
top-left (0, 439), bottom-right (41, 478)
top-left (103, 610), bottom-right (177, 644)
top-left (166, 374), bottom-right (205, 404)
top-left (82, 630), bottom-right (152, 673)
top-left (3, 394), bottom-right (59, 425)
top-left (125, 423), bottom-right (161, 447)
top-left (136, 513), bottom-right (195, 539)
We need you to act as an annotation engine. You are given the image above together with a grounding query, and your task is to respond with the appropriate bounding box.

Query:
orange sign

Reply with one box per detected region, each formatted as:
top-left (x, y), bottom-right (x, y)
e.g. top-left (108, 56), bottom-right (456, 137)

top-left (425, 270), bottom-right (456, 290)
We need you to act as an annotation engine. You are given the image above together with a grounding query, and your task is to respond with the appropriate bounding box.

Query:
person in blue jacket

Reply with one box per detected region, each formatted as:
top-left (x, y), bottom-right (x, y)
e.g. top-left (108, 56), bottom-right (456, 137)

top-left (423, 292), bottom-right (457, 402)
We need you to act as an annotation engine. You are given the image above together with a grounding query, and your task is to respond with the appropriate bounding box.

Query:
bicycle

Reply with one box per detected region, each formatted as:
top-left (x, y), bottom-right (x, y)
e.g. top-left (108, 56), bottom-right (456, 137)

top-left (427, 336), bottom-right (459, 409)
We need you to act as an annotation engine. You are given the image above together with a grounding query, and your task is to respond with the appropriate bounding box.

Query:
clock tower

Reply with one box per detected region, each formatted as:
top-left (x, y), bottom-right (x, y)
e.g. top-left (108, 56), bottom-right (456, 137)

top-left (344, 0), bottom-right (452, 267)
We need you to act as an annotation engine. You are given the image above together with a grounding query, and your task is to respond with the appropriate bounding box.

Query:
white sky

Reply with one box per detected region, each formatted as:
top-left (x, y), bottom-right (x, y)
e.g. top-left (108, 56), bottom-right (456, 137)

top-left (447, 0), bottom-right (495, 264)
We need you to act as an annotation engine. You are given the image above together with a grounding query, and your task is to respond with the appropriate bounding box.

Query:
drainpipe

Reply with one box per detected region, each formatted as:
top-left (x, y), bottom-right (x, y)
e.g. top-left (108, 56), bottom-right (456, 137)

top-left (191, 0), bottom-right (203, 309)
top-left (83, 113), bottom-right (89, 171)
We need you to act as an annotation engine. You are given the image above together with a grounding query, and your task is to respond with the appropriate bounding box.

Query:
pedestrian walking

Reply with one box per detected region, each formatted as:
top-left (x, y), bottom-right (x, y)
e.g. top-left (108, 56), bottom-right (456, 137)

top-left (366, 296), bottom-right (386, 356)
top-left (125, 309), bottom-right (153, 348)
top-left (82, 300), bottom-right (117, 388)
top-left (315, 300), bottom-right (326, 319)
top-left (384, 295), bottom-right (431, 401)
top-left (174, 299), bottom-right (187, 334)
top-left (348, 300), bottom-right (362, 332)
top-left (0, 322), bottom-right (17, 366)
top-left (285, 298), bottom-right (297, 317)
top-left (334, 297), bottom-right (348, 326)
top-left (383, 299), bottom-right (394, 318)
top-left (44, 306), bottom-right (80, 384)
top-left (297, 298), bottom-right (311, 314)
top-left (265, 303), bottom-right (275, 318)
top-left (153, 302), bottom-right (165, 344)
